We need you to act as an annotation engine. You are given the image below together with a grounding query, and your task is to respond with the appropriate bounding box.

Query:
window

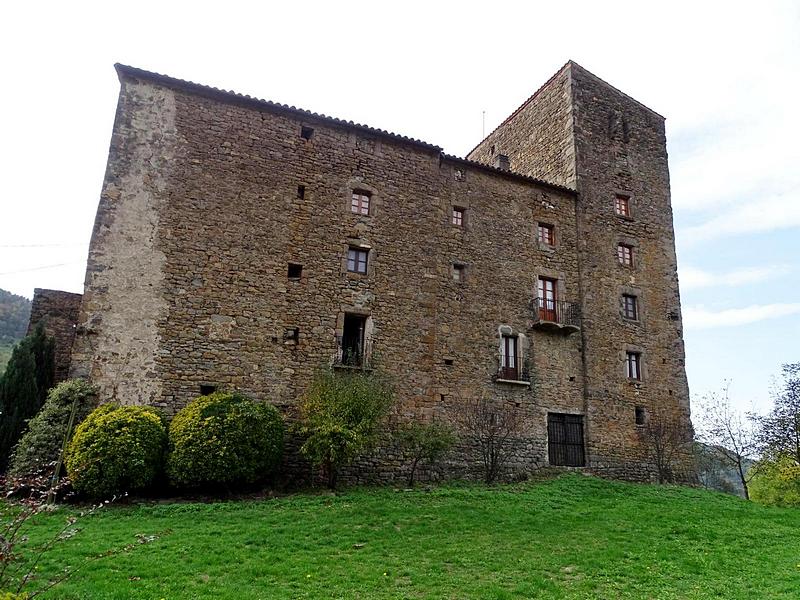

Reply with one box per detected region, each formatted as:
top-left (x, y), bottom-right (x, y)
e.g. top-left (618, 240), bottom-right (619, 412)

top-left (615, 194), bottom-right (631, 217)
top-left (626, 351), bottom-right (642, 380)
top-left (300, 126), bottom-right (314, 140)
top-left (199, 384), bottom-right (217, 396)
top-left (538, 277), bottom-right (558, 321)
top-left (351, 190), bottom-right (371, 215)
top-left (287, 263), bottom-right (303, 280)
top-left (452, 207), bottom-right (465, 226)
top-left (297, 185), bottom-right (305, 199)
top-left (635, 406), bottom-right (646, 426)
top-left (347, 247), bottom-right (368, 274)
top-left (340, 313), bottom-right (366, 366)
top-left (537, 223), bottom-right (555, 246)
top-left (452, 263), bottom-right (466, 282)
top-left (622, 294), bottom-right (638, 320)
top-left (500, 334), bottom-right (519, 380)
top-left (617, 243), bottom-right (634, 266)
top-left (547, 413), bottom-right (585, 467)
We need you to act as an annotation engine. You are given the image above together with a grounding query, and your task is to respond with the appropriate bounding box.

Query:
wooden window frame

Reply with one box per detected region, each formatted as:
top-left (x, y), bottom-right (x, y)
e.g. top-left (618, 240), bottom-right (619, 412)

top-left (452, 206), bottom-right (465, 227)
top-left (537, 276), bottom-right (558, 322)
top-left (499, 334), bottom-right (519, 380)
top-left (617, 243), bottom-right (634, 267)
top-left (537, 222), bottom-right (555, 247)
top-left (347, 247), bottom-right (369, 274)
top-left (625, 351), bottom-right (642, 380)
top-left (351, 190), bottom-right (371, 216)
top-left (622, 294), bottom-right (638, 320)
top-left (615, 194), bottom-right (631, 217)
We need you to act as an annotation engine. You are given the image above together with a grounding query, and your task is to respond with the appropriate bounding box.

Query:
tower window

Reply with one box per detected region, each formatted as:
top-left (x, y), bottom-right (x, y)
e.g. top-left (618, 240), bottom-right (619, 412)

top-left (288, 263), bottom-right (303, 280)
top-left (626, 351), bottom-right (642, 380)
top-left (538, 223), bottom-right (555, 246)
top-left (297, 185), bottom-right (306, 199)
top-left (351, 190), bottom-right (371, 215)
top-left (300, 126), bottom-right (314, 140)
top-left (452, 207), bottom-right (465, 226)
top-left (635, 406), bottom-right (646, 426)
top-left (347, 247), bottom-right (368, 274)
top-left (622, 294), bottom-right (638, 320)
top-left (618, 243), bottom-right (634, 266)
top-left (615, 194), bottom-right (631, 217)
top-left (500, 334), bottom-right (519, 380)
top-left (452, 263), bottom-right (466, 282)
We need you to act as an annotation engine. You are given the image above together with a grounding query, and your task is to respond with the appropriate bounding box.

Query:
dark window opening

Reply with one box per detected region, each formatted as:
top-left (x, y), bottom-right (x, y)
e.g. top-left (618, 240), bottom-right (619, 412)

top-left (347, 247), bottom-right (368, 274)
top-left (341, 313), bottom-right (366, 366)
top-left (548, 413), bottom-right (585, 466)
top-left (284, 327), bottom-right (300, 342)
top-left (500, 334), bottom-right (519, 380)
top-left (200, 384), bottom-right (217, 396)
top-left (635, 406), bottom-right (646, 425)
top-left (452, 263), bottom-right (466, 282)
top-left (297, 185), bottom-right (305, 199)
top-left (444, 358), bottom-right (454, 366)
top-left (301, 126), bottom-right (314, 140)
top-left (288, 263), bottom-right (303, 279)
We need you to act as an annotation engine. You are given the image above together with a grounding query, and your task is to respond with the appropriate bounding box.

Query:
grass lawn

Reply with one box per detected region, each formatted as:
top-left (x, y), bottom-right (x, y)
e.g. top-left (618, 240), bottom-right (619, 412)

top-left (8, 474), bottom-right (800, 599)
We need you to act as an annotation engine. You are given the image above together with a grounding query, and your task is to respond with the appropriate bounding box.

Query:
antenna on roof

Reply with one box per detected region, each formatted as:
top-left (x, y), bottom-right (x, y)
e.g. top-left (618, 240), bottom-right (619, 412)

top-left (482, 110), bottom-right (486, 139)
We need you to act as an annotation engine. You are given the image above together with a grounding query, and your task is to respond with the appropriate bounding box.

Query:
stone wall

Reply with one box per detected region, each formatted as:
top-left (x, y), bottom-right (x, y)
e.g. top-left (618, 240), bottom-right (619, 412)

top-left (27, 288), bottom-right (82, 383)
top-left (73, 62), bottom-right (694, 484)
top-left (469, 62), bottom-right (694, 482)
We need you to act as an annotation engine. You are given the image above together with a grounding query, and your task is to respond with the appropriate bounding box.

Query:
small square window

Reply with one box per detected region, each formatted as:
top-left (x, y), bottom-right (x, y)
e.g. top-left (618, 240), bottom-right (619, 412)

top-left (347, 247), bottom-right (368, 274)
top-left (626, 351), bottom-right (642, 380)
top-left (615, 194), bottom-right (631, 217)
top-left (452, 263), bottom-right (466, 282)
top-left (452, 207), bottom-right (465, 226)
top-left (635, 406), bottom-right (646, 426)
top-left (618, 243), bottom-right (634, 266)
top-left (622, 294), bottom-right (638, 320)
top-left (288, 263), bottom-right (303, 280)
top-left (300, 126), bottom-right (314, 140)
top-left (200, 384), bottom-right (217, 396)
top-left (538, 223), bottom-right (555, 246)
top-left (351, 190), bottom-right (371, 215)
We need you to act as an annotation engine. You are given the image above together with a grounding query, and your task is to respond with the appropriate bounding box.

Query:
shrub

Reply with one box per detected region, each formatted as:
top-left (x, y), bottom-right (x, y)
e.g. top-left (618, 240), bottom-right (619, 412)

top-left (396, 421), bottom-right (456, 486)
top-left (8, 379), bottom-right (96, 481)
top-left (298, 368), bottom-right (393, 489)
top-left (65, 404), bottom-right (167, 498)
top-left (749, 455), bottom-right (800, 507)
top-left (0, 324), bottom-right (55, 469)
top-left (167, 391), bottom-right (284, 489)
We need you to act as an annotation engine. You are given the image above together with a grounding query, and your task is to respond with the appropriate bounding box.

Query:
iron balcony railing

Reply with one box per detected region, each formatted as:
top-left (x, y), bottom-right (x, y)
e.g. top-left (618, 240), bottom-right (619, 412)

top-left (531, 297), bottom-right (581, 331)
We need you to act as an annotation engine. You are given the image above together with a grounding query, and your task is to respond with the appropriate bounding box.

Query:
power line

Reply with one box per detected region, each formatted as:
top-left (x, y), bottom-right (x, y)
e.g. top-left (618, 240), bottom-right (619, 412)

top-left (0, 262), bottom-right (83, 276)
top-left (0, 243), bottom-right (86, 248)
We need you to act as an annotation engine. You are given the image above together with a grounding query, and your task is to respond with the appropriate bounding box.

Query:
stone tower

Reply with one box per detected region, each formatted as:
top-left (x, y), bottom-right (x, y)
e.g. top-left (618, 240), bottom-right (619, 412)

top-left (468, 61), bottom-right (692, 478)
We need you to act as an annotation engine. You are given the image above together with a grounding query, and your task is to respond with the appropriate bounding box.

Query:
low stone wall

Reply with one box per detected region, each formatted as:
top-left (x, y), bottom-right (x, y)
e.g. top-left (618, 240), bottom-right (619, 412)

top-left (27, 288), bottom-right (82, 383)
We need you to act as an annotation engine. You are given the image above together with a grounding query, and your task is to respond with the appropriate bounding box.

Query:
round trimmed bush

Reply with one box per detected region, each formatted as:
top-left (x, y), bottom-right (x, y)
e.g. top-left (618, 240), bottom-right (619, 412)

top-left (65, 404), bottom-right (167, 498)
top-left (167, 391), bottom-right (284, 489)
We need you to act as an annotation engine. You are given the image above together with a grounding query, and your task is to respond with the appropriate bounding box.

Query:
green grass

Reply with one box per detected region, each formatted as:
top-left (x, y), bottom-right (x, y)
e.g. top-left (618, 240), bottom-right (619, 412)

top-left (9, 474), bottom-right (800, 599)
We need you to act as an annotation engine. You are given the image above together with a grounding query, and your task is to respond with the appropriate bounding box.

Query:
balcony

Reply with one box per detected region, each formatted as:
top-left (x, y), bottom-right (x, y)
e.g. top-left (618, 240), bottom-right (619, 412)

top-left (531, 297), bottom-right (581, 334)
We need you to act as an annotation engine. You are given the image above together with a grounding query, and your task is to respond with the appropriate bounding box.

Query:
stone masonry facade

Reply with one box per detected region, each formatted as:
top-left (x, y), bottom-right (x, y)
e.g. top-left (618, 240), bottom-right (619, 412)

top-left (27, 288), bottom-right (82, 384)
top-left (68, 61), bottom-right (693, 483)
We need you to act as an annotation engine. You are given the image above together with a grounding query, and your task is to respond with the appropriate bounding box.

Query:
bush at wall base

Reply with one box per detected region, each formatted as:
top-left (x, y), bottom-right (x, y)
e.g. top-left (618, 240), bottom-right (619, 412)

top-left (166, 391), bottom-right (284, 489)
top-left (65, 404), bottom-right (167, 499)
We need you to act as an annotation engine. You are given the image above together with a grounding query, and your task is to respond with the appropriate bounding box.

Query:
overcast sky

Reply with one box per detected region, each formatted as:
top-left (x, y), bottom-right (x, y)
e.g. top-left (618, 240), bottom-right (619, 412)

top-left (1, 0), bottom-right (798, 413)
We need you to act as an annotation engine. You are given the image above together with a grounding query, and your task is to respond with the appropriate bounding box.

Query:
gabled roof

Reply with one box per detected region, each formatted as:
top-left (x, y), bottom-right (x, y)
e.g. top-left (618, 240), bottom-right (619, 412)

top-left (114, 64), bottom-right (576, 197)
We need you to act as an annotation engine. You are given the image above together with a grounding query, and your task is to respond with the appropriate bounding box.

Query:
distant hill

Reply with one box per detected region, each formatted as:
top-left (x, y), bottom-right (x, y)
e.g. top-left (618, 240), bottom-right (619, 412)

top-left (695, 441), bottom-right (756, 498)
top-left (0, 288), bottom-right (31, 373)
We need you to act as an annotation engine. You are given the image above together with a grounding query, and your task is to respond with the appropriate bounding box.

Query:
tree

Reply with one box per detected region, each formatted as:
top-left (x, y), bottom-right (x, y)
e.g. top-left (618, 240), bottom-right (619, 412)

top-left (696, 383), bottom-right (759, 499)
top-left (639, 407), bottom-right (692, 484)
top-left (749, 454), bottom-right (800, 507)
top-left (395, 421), bottom-right (456, 486)
top-left (298, 368), bottom-right (393, 489)
top-left (755, 363), bottom-right (800, 464)
top-left (454, 396), bottom-right (525, 483)
top-left (0, 324), bottom-right (55, 470)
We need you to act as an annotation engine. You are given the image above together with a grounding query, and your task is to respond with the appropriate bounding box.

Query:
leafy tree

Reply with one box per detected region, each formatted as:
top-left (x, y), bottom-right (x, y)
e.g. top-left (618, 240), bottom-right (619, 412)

top-left (395, 421), bottom-right (456, 486)
top-left (696, 384), bottom-right (759, 499)
top-left (0, 324), bottom-right (55, 469)
top-left (0, 288), bottom-right (31, 346)
top-left (298, 368), bottom-right (393, 489)
top-left (755, 363), bottom-right (800, 464)
top-left (749, 454), bottom-right (800, 507)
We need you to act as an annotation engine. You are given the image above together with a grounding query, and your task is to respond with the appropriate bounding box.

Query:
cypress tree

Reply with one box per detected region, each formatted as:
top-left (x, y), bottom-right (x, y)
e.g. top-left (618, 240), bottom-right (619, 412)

top-left (0, 323), bottom-right (55, 469)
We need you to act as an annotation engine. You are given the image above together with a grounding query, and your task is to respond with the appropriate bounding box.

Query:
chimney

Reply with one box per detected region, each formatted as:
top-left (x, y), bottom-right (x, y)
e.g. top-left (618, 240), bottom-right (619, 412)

top-left (494, 154), bottom-right (510, 171)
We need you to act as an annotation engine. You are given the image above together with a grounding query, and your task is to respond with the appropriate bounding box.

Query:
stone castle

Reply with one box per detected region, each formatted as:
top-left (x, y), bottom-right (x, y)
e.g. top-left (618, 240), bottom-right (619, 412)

top-left (31, 61), bottom-right (693, 482)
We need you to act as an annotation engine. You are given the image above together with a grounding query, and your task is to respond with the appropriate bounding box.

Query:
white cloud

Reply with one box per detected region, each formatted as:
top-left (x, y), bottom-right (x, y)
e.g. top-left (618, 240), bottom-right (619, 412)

top-left (678, 190), bottom-right (800, 244)
top-left (680, 264), bottom-right (791, 290)
top-left (684, 303), bottom-right (800, 330)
